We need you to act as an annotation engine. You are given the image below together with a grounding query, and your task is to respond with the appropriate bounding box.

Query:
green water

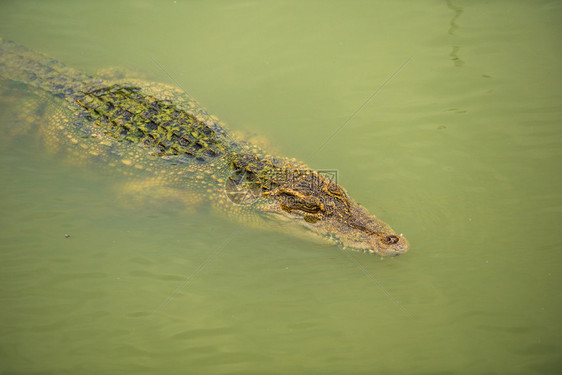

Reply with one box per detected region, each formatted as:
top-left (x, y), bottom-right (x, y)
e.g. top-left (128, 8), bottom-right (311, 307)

top-left (1, 1), bottom-right (561, 374)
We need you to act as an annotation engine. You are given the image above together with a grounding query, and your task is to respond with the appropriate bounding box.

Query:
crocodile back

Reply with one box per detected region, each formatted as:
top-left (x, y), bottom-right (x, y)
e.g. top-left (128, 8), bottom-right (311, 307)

top-left (0, 37), bottom-right (96, 98)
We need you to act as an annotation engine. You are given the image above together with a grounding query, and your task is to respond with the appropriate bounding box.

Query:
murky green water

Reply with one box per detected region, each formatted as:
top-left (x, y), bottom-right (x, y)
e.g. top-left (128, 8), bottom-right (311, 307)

top-left (1, 1), bottom-right (561, 374)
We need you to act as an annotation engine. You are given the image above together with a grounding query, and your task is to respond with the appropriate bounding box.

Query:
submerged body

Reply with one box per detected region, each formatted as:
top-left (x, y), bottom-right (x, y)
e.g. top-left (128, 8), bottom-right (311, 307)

top-left (0, 38), bottom-right (408, 256)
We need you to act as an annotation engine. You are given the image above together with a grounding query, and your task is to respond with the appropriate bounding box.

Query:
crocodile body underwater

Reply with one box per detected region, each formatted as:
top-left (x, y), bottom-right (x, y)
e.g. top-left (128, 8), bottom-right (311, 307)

top-left (0, 38), bottom-right (409, 256)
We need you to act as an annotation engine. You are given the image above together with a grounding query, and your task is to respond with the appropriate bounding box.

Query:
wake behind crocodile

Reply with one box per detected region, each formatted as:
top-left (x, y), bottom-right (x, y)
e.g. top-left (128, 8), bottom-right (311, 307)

top-left (0, 38), bottom-right (409, 256)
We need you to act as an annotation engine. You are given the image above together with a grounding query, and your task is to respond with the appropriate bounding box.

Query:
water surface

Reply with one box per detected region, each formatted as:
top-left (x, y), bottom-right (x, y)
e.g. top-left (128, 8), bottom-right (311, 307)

top-left (0, 1), bottom-right (561, 374)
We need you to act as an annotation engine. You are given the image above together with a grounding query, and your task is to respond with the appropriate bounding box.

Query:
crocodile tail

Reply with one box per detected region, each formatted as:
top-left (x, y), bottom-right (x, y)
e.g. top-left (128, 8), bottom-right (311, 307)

top-left (0, 37), bottom-right (96, 98)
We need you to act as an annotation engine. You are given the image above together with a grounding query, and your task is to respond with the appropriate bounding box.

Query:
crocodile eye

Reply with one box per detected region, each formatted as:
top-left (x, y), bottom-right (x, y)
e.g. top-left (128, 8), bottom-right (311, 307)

top-left (285, 201), bottom-right (322, 214)
top-left (384, 235), bottom-right (399, 245)
top-left (302, 203), bottom-right (322, 213)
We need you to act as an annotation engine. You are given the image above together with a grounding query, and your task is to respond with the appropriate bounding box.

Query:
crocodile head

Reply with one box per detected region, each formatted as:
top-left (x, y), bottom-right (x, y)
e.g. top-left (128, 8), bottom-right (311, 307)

top-left (258, 168), bottom-right (409, 256)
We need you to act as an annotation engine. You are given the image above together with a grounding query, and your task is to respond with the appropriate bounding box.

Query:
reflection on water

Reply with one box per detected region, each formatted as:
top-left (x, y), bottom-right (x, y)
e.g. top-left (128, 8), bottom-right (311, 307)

top-left (447, 0), bottom-right (464, 67)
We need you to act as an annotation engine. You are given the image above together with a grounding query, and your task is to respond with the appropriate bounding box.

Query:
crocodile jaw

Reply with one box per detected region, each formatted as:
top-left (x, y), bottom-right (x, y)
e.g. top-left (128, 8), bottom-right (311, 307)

top-left (260, 201), bottom-right (409, 257)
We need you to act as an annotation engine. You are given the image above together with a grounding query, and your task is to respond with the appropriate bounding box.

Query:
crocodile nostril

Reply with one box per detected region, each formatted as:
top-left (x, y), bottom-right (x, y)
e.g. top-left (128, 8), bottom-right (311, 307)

top-left (384, 235), bottom-right (399, 245)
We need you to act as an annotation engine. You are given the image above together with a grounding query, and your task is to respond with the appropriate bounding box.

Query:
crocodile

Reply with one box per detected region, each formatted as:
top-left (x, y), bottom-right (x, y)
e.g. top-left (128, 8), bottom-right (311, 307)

top-left (0, 38), bottom-right (409, 256)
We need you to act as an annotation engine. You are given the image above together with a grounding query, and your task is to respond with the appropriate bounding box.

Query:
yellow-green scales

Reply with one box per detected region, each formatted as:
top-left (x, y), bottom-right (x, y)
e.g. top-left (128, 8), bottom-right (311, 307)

top-left (0, 38), bottom-right (409, 257)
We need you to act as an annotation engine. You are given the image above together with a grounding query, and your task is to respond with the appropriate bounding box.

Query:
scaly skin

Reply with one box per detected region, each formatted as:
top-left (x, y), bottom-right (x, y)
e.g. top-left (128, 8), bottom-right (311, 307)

top-left (0, 38), bottom-right (409, 256)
